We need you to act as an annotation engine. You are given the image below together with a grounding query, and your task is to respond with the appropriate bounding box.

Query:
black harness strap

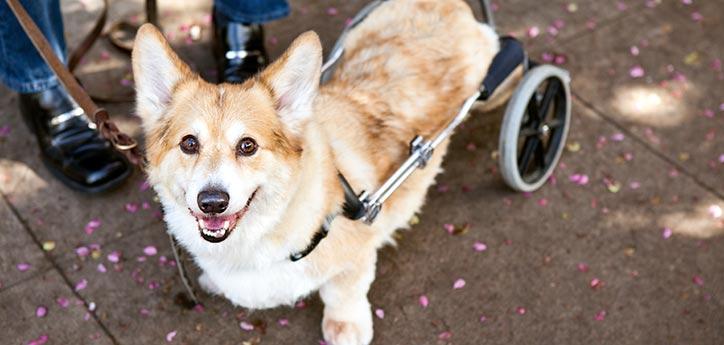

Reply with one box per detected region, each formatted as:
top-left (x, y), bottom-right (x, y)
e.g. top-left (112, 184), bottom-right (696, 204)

top-left (288, 173), bottom-right (365, 262)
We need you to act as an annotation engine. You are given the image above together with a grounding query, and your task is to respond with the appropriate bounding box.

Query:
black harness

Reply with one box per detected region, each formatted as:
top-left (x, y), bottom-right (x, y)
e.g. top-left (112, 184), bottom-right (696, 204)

top-left (288, 173), bottom-right (364, 261)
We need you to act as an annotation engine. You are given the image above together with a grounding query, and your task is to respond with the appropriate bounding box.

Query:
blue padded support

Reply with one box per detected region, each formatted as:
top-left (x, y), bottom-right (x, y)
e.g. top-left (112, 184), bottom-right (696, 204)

top-left (479, 36), bottom-right (526, 101)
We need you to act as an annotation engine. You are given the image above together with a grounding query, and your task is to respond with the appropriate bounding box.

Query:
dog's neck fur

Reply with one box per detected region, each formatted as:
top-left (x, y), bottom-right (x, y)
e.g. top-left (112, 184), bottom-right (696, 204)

top-left (266, 117), bottom-right (345, 260)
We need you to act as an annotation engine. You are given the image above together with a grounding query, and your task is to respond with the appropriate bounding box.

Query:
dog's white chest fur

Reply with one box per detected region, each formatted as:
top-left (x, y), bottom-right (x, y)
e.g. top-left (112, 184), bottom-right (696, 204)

top-left (197, 256), bottom-right (322, 309)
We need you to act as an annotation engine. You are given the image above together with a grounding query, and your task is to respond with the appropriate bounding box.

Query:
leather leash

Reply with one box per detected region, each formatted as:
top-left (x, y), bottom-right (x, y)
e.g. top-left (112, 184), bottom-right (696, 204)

top-left (6, 0), bottom-right (143, 166)
top-left (7, 0), bottom-right (201, 306)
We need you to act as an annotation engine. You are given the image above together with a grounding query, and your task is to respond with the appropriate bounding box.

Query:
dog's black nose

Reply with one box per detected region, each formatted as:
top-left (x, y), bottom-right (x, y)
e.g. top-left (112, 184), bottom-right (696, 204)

top-left (197, 189), bottom-right (229, 214)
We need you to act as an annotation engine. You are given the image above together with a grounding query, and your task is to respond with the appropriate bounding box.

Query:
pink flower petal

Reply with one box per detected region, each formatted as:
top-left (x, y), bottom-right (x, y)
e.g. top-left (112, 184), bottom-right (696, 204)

top-left (569, 174), bottom-right (590, 186)
top-left (662, 227), bottom-right (673, 239)
top-left (590, 278), bottom-right (603, 289)
top-left (139, 180), bottom-right (151, 191)
top-left (16, 263), bottom-right (31, 272)
top-left (326, 7), bottom-right (338, 16)
top-left (26, 335), bottom-right (49, 345)
top-left (107, 251), bottom-right (121, 263)
top-left (56, 297), bottom-right (70, 308)
top-left (438, 331), bottom-right (452, 340)
top-left (453, 278), bottom-right (466, 289)
top-left (577, 262), bottom-right (589, 273)
top-left (610, 133), bottom-right (625, 142)
top-left (125, 203), bottom-right (139, 213)
top-left (75, 279), bottom-right (88, 291)
top-left (75, 246), bottom-right (90, 257)
top-left (479, 314), bottom-right (488, 323)
top-left (516, 306), bottom-right (526, 315)
top-left (84, 218), bottom-right (101, 235)
top-left (473, 241), bottom-right (487, 252)
top-left (0, 125), bottom-right (12, 138)
top-left (143, 246), bottom-right (158, 256)
top-left (527, 26), bottom-right (540, 38)
top-left (165, 330), bottom-right (177, 342)
top-left (693, 275), bottom-right (704, 286)
top-left (278, 318), bottom-right (289, 326)
top-left (240, 321), bottom-right (254, 331)
top-left (193, 304), bottom-right (204, 313)
top-left (547, 25), bottom-right (559, 37)
top-left (36, 306), bottom-right (47, 318)
top-left (629, 65), bottom-right (645, 78)
top-left (595, 310), bottom-right (607, 321)
top-left (541, 52), bottom-right (554, 63)
top-left (419, 295), bottom-right (429, 308)
top-left (374, 308), bottom-right (385, 319)
top-left (443, 223), bottom-right (455, 234)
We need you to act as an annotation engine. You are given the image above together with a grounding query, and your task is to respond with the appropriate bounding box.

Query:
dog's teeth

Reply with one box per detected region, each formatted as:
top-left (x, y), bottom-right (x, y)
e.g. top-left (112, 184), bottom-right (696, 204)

top-left (223, 220), bottom-right (230, 229)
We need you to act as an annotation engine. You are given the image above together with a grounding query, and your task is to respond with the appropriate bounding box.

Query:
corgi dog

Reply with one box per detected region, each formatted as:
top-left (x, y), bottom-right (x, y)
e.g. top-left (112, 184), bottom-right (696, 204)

top-left (132, 0), bottom-right (504, 343)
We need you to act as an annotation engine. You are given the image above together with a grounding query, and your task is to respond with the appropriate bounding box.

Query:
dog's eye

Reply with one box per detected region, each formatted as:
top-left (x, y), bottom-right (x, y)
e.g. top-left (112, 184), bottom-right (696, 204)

top-left (180, 135), bottom-right (199, 154)
top-left (237, 137), bottom-right (258, 157)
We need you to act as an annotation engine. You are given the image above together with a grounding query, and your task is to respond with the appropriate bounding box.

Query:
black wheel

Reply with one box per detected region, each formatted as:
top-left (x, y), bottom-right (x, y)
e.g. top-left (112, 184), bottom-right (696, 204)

top-left (499, 65), bottom-right (571, 192)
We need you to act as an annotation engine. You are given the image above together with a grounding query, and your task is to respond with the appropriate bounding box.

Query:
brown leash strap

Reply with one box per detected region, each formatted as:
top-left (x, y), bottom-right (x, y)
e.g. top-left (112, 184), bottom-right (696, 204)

top-left (8, 0), bottom-right (200, 306)
top-left (5, 0), bottom-right (143, 166)
top-left (66, 0), bottom-right (108, 72)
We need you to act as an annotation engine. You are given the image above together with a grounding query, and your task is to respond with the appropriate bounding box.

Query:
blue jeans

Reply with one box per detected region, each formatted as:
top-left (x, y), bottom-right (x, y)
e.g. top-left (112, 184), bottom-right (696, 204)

top-left (0, 0), bottom-right (289, 93)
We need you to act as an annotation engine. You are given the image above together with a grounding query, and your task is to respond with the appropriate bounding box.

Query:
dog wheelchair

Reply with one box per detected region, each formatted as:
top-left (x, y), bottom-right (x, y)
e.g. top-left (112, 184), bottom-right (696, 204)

top-left (320, 0), bottom-right (572, 225)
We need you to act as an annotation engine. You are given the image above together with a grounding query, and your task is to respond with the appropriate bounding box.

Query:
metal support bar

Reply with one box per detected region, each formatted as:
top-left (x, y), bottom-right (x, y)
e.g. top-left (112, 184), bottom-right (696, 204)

top-left (480, 0), bottom-right (495, 30)
top-left (359, 91), bottom-right (481, 224)
top-left (321, 0), bottom-right (387, 82)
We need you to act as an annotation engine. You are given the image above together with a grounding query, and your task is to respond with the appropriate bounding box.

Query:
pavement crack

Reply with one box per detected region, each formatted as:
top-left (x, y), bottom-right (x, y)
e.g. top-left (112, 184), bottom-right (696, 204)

top-left (0, 192), bottom-right (121, 345)
top-left (572, 93), bottom-right (724, 202)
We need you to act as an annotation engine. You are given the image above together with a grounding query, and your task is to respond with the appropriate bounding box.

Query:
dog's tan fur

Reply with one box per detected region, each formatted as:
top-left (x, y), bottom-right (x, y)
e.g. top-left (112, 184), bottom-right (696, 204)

top-left (133, 1), bottom-right (502, 343)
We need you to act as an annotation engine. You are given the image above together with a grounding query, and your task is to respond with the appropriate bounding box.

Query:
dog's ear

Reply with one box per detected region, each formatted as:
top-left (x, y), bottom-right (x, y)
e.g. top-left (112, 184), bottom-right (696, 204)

top-left (260, 31), bottom-right (322, 135)
top-left (132, 23), bottom-right (193, 128)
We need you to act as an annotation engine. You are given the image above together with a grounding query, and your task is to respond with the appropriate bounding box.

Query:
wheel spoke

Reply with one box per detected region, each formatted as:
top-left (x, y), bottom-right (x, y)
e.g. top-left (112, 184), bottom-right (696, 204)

top-left (535, 139), bottom-right (547, 168)
top-left (519, 127), bottom-right (538, 137)
top-left (526, 92), bottom-right (539, 122)
top-left (518, 136), bottom-right (540, 174)
top-left (546, 119), bottom-right (563, 129)
top-left (537, 79), bottom-right (560, 121)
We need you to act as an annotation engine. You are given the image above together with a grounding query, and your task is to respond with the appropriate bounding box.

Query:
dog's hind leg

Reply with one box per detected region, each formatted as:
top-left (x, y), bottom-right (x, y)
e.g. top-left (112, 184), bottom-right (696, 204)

top-left (319, 253), bottom-right (376, 345)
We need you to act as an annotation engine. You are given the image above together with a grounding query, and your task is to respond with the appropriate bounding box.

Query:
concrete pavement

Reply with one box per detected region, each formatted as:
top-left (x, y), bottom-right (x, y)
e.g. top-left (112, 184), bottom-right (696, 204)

top-left (0, 0), bottom-right (722, 344)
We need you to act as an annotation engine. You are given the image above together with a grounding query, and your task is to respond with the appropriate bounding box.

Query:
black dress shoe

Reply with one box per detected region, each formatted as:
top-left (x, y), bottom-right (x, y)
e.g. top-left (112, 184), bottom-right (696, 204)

top-left (213, 12), bottom-right (268, 83)
top-left (18, 85), bottom-right (132, 193)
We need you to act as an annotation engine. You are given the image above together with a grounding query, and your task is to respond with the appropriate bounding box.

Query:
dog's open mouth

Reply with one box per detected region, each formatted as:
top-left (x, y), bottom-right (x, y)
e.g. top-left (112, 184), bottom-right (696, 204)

top-left (193, 190), bottom-right (257, 243)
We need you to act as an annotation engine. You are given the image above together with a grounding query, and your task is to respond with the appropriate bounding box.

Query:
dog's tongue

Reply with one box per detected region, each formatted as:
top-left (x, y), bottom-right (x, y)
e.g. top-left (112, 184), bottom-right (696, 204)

top-left (202, 217), bottom-right (227, 230)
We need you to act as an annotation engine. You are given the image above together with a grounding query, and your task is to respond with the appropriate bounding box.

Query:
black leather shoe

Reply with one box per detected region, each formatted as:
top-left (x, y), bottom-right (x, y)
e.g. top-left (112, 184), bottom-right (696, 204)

top-left (213, 12), bottom-right (268, 83)
top-left (18, 85), bottom-right (132, 193)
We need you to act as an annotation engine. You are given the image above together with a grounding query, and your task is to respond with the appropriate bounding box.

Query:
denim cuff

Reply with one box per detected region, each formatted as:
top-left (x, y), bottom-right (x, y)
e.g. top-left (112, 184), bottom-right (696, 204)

top-left (214, 1), bottom-right (290, 24)
top-left (1, 75), bottom-right (60, 94)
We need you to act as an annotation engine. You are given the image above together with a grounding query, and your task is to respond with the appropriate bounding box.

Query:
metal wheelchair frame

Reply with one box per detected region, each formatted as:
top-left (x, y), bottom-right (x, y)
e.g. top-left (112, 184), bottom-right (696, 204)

top-left (320, 0), bottom-right (527, 225)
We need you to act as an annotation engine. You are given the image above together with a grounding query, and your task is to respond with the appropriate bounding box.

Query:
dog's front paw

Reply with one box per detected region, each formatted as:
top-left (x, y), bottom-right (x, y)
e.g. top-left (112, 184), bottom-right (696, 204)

top-left (198, 272), bottom-right (222, 295)
top-left (322, 308), bottom-right (373, 345)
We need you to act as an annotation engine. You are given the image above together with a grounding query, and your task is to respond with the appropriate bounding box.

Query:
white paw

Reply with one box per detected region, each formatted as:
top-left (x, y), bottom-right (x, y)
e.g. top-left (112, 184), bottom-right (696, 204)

top-left (198, 272), bottom-right (222, 295)
top-left (322, 306), bottom-right (373, 345)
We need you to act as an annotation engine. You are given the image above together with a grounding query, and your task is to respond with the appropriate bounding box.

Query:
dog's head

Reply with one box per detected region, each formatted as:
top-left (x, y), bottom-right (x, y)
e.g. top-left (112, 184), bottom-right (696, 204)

top-left (132, 24), bottom-right (322, 250)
